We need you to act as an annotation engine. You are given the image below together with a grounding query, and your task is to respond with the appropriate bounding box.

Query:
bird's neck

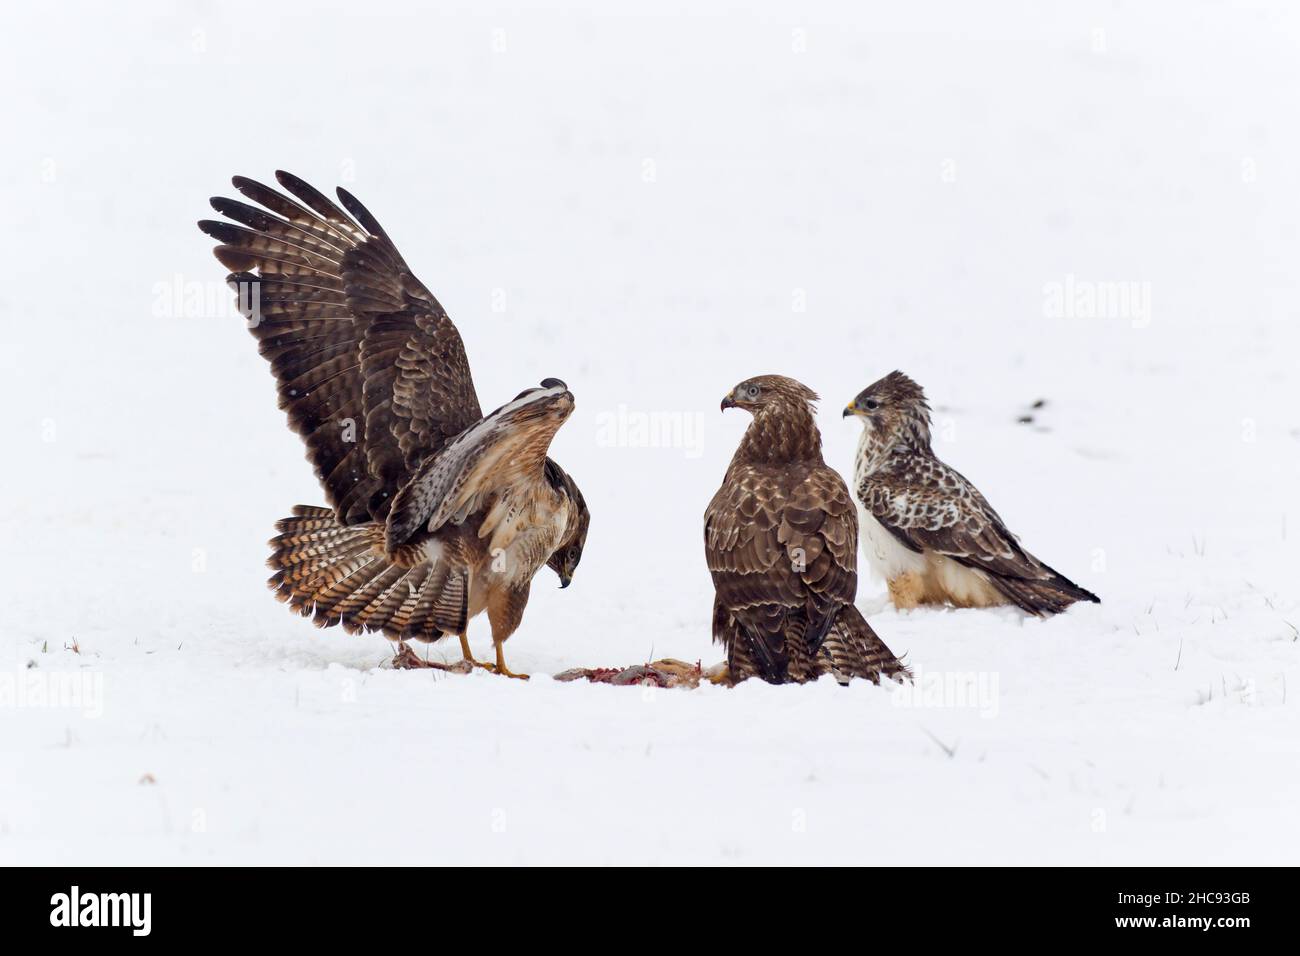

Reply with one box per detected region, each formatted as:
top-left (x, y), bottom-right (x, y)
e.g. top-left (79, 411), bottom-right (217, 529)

top-left (733, 401), bottom-right (823, 467)
top-left (858, 420), bottom-right (933, 476)
top-left (855, 424), bottom-right (891, 477)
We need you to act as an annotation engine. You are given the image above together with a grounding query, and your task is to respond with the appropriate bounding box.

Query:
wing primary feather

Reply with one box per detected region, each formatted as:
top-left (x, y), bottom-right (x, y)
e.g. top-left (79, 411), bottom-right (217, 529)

top-left (336, 186), bottom-right (391, 240)
top-left (231, 175), bottom-right (358, 246)
top-left (210, 196), bottom-right (351, 256)
top-left (275, 170), bottom-right (363, 235)
top-left (201, 171), bottom-right (485, 526)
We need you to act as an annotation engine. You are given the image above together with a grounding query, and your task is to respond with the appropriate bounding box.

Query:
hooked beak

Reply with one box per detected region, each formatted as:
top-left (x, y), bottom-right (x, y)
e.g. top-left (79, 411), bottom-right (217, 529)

top-left (558, 570), bottom-right (572, 589)
top-left (720, 394), bottom-right (737, 411)
top-left (843, 400), bottom-right (861, 418)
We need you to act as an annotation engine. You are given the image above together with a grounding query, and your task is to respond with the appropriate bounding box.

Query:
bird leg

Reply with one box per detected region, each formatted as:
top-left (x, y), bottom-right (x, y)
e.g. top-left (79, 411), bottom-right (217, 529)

top-left (458, 632), bottom-right (487, 669)
top-left (458, 630), bottom-right (522, 676)
top-left (484, 640), bottom-right (529, 680)
top-left (481, 584), bottom-right (530, 679)
top-left (887, 571), bottom-right (926, 610)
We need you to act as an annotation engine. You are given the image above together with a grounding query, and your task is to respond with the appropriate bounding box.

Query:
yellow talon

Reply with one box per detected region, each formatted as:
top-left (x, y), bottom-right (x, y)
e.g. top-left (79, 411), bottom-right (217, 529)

top-left (486, 643), bottom-right (529, 680)
top-left (485, 664), bottom-right (530, 680)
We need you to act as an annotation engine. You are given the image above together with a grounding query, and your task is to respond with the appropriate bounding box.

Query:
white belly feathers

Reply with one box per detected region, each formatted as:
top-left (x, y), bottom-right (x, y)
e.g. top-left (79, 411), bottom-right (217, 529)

top-left (856, 500), bottom-right (927, 582)
top-left (853, 428), bottom-right (925, 582)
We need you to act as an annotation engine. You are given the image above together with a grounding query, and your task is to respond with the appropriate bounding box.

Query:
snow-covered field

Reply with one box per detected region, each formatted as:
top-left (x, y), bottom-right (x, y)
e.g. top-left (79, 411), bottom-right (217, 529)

top-left (2, 0), bottom-right (1298, 865)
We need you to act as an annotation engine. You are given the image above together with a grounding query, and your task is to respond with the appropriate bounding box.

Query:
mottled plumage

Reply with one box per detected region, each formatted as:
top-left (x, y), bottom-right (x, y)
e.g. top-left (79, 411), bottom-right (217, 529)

top-left (199, 172), bottom-right (589, 676)
top-left (705, 375), bottom-right (909, 685)
top-left (845, 371), bottom-right (1099, 615)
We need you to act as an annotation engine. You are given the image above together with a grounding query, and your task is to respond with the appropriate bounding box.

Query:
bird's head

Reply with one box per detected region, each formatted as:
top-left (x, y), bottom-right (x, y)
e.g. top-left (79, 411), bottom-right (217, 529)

top-left (720, 375), bottom-right (819, 416)
top-left (510, 377), bottom-right (575, 424)
top-left (722, 375), bottom-right (823, 464)
top-left (843, 370), bottom-right (932, 448)
top-left (544, 459), bottom-right (589, 589)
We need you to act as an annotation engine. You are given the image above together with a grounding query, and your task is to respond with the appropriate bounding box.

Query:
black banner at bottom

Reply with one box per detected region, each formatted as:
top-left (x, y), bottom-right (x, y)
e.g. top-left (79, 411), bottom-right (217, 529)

top-left (0, 866), bottom-right (1284, 942)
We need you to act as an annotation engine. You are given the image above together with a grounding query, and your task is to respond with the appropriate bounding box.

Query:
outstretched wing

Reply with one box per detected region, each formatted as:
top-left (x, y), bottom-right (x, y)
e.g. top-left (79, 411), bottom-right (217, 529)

top-left (858, 455), bottom-right (1097, 609)
top-left (704, 464), bottom-right (858, 680)
top-left (198, 171), bottom-right (482, 524)
top-left (385, 382), bottom-right (573, 552)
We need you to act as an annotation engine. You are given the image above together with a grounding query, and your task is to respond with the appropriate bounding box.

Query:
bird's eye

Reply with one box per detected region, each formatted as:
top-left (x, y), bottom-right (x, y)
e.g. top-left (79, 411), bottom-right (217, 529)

top-left (744, 384), bottom-right (760, 399)
top-left (567, 547), bottom-right (579, 562)
top-left (864, 399), bottom-right (879, 410)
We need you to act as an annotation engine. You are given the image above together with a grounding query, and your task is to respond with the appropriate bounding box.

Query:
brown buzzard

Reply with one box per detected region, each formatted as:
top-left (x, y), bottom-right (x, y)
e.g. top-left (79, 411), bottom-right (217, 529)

top-left (704, 375), bottom-right (909, 685)
top-left (845, 371), bottom-right (1098, 615)
top-left (198, 171), bottom-right (589, 678)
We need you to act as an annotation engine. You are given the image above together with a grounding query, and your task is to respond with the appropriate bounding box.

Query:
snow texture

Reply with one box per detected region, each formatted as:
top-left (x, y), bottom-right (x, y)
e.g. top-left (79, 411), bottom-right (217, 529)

top-left (1, 0), bottom-right (1297, 865)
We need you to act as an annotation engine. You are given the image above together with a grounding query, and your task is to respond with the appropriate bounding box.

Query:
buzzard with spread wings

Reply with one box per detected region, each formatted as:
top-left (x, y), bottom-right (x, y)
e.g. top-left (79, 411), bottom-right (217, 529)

top-left (705, 375), bottom-right (909, 685)
top-left (845, 370), bottom-right (1097, 615)
top-left (198, 172), bottom-right (589, 678)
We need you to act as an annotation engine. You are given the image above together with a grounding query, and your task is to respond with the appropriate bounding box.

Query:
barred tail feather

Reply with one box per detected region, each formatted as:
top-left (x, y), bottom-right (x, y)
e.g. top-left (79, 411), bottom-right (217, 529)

top-left (266, 505), bottom-right (465, 642)
top-left (822, 605), bottom-right (911, 685)
top-left (713, 595), bottom-right (908, 686)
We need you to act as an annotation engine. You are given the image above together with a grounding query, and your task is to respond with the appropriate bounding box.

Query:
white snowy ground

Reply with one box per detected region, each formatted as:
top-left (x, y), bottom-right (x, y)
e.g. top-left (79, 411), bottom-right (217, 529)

top-left (1, 0), bottom-right (1298, 865)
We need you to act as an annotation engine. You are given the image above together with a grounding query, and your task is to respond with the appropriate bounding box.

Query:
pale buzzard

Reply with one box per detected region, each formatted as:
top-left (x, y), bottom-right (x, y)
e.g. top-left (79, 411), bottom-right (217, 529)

top-left (845, 371), bottom-right (1098, 615)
